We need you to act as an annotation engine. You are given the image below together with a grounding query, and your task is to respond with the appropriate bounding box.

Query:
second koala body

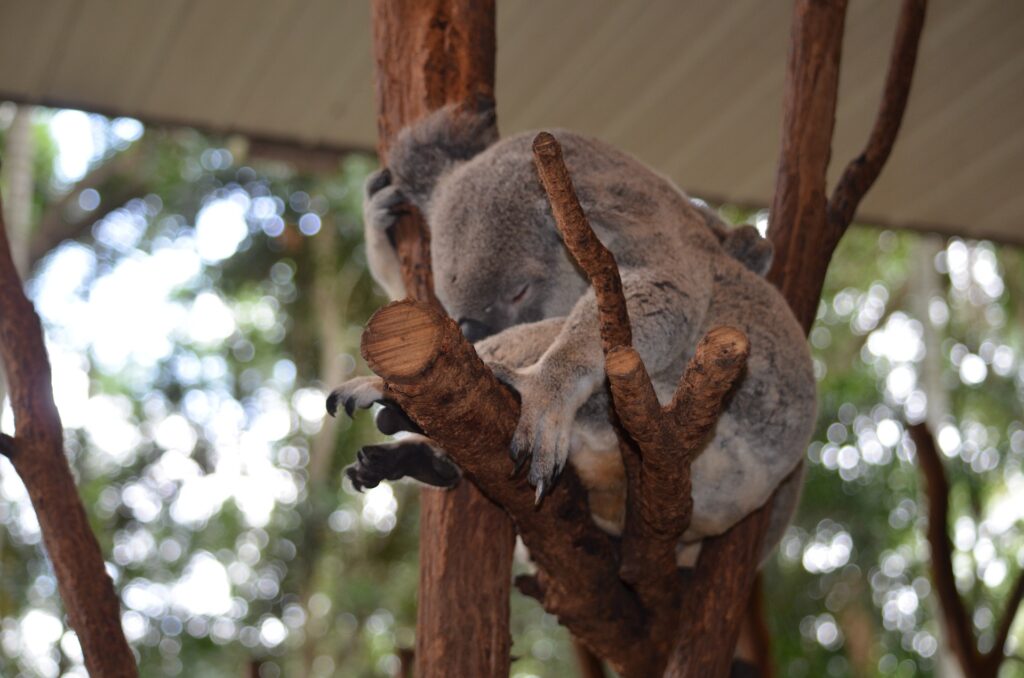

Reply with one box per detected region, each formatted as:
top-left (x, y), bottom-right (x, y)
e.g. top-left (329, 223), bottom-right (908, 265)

top-left (356, 107), bottom-right (816, 550)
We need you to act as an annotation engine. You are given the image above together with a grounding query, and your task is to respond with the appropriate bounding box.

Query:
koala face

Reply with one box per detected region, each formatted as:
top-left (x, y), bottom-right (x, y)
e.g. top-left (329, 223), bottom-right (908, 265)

top-left (432, 214), bottom-right (558, 341)
top-left (429, 166), bottom-right (584, 341)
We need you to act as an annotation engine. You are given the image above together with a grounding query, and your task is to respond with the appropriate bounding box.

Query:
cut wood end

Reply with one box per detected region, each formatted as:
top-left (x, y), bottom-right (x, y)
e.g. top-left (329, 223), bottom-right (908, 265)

top-left (532, 131), bottom-right (560, 158)
top-left (696, 326), bottom-right (750, 366)
top-left (605, 346), bottom-right (643, 379)
top-left (361, 301), bottom-right (446, 380)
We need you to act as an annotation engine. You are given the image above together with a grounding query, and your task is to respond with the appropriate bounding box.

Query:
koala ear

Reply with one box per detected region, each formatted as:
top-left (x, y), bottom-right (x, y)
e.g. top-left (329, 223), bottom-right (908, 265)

top-left (387, 99), bottom-right (499, 210)
top-left (722, 225), bottom-right (774, 277)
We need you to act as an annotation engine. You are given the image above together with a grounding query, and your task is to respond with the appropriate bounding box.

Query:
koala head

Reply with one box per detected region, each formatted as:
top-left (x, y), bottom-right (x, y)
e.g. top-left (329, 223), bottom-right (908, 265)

top-left (428, 156), bottom-right (586, 342)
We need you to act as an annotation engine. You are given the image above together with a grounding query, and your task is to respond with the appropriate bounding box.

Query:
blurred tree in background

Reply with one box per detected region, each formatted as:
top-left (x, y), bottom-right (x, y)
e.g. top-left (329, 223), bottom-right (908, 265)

top-left (0, 105), bottom-right (1020, 677)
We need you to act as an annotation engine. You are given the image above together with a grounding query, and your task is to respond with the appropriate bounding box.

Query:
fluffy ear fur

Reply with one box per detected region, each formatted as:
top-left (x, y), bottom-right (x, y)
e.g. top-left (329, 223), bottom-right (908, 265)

top-left (388, 97), bottom-right (499, 211)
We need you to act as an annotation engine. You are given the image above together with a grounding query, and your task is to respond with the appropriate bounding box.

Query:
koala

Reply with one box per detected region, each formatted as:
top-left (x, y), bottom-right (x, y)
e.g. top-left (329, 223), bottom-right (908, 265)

top-left (331, 103), bottom-right (816, 553)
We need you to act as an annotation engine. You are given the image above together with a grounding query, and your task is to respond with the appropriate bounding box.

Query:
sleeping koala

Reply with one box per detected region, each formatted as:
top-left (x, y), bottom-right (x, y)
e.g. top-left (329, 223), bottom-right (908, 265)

top-left (330, 103), bottom-right (815, 550)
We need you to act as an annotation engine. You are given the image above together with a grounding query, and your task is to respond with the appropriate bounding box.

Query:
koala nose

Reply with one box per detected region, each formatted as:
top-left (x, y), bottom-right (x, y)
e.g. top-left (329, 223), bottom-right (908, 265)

top-left (458, 318), bottom-right (494, 342)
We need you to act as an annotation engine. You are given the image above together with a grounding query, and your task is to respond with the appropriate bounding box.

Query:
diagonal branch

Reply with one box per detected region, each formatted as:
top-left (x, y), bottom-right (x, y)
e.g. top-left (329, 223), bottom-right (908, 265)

top-left (911, 422), bottom-right (1024, 678)
top-left (0, 190), bottom-right (136, 675)
top-left (532, 132), bottom-right (632, 351)
top-left (827, 0), bottom-right (927, 231)
top-left (987, 569), bottom-right (1024, 674)
top-left (909, 423), bottom-right (982, 675)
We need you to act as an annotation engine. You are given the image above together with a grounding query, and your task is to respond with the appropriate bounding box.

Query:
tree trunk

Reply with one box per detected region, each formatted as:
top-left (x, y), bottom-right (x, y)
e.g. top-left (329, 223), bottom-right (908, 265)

top-left (368, 2), bottom-right (516, 676)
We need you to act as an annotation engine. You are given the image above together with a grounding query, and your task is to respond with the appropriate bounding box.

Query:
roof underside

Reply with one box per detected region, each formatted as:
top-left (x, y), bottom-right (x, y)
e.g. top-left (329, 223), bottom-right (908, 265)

top-left (1, 0), bottom-right (1022, 244)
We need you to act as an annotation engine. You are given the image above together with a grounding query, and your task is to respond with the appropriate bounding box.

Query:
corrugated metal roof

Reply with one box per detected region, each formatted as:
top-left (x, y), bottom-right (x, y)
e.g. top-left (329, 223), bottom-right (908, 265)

top-left (1, 0), bottom-right (1022, 244)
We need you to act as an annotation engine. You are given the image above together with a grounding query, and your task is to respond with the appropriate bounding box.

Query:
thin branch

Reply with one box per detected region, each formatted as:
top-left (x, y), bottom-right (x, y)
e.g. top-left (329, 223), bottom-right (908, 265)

top-left (0, 189), bottom-right (136, 675)
top-left (909, 423), bottom-right (981, 675)
top-left (984, 558), bottom-right (1024, 673)
top-left (531, 132), bottom-right (632, 351)
top-left (827, 0), bottom-right (928, 231)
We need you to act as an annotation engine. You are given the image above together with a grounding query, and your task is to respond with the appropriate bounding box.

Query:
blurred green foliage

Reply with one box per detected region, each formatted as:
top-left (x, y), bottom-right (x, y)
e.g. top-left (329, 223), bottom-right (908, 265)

top-left (0, 106), bottom-right (1021, 677)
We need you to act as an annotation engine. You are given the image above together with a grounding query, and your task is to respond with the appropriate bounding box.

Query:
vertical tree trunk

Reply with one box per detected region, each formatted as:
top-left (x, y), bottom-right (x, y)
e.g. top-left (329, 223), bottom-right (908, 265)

top-left (368, 2), bottom-right (516, 676)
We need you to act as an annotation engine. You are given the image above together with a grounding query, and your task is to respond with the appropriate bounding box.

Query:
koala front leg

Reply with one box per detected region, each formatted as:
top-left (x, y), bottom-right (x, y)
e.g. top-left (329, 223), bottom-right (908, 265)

top-left (328, 376), bottom-right (459, 491)
top-left (503, 266), bottom-right (711, 498)
top-left (363, 168), bottom-right (409, 301)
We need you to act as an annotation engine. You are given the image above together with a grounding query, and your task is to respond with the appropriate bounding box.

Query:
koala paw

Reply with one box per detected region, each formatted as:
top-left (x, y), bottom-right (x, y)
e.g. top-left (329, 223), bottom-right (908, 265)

top-left (344, 436), bottom-right (460, 491)
top-left (489, 363), bottom-right (574, 504)
top-left (363, 168), bottom-right (408, 233)
top-left (327, 376), bottom-right (385, 417)
top-left (327, 375), bottom-right (424, 435)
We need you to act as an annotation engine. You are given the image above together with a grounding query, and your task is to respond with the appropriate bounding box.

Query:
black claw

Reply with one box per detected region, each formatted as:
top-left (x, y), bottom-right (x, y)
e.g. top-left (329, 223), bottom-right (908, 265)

top-left (367, 167), bottom-right (392, 195)
top-left (552, 460), bottom-right (566, 483)
top-left (343, 397), bottom-right (356, 419)
top-left (510, 448), bottom-right (528, 477)
top-left (326, 391), bottom-right (340, 417)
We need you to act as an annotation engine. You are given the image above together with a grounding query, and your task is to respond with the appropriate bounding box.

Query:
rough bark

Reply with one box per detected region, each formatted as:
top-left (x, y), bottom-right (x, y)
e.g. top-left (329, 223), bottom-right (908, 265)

top-left (0, 192), bottom-right (136, 675)
top-left (670, 1), bottom-right (929, 674)
top-left (766, 0), bottom-right (849, 331)
top-left (910, 423), bottom-right (1024, 678)
top-left (368, 4), bottom-right (514, 676)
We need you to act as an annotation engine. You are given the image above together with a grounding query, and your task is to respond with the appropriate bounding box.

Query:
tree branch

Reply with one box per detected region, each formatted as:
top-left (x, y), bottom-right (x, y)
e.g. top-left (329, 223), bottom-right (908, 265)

top-left (987, 569), bottom-right (1024, 674)
top-left (909, 423), bottom-right (982, 675)
top-left (0, 190), bottom-right (136, 675)
top-left (827, 0), bottom-right (927, 231)
top-left (531, 132), bottom-right (632, 351)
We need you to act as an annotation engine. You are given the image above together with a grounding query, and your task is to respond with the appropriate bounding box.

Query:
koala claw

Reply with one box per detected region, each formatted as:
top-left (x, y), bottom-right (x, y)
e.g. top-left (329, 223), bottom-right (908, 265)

top-left (488, 361), bottom-right (574, 503)
top-left (327, 376), bottom-right (385, 418)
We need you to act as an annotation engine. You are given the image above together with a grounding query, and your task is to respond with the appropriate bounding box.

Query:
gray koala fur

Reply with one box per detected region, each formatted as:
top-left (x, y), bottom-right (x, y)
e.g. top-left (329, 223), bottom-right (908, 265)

top-left (346, 104), bottom-right (816, 554)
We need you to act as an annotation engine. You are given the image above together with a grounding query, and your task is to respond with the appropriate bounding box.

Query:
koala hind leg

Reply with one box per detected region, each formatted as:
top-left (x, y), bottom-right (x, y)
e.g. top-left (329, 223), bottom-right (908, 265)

top-left (345, 435), bottom-right (460, 491)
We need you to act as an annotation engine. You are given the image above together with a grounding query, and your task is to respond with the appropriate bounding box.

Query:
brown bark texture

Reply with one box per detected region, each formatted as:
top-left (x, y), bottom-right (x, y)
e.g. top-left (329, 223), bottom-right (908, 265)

top-left (0, 194), bottom-right (136, 674)
top-left (368, 2), bottom-right (516, 677)
top-left (909, 424), bottom-right (1024, 678)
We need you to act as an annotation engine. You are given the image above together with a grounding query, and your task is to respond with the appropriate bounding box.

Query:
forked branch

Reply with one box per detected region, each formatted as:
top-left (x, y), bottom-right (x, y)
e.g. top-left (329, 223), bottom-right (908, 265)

top-left (531, 132), bottom-right (750, 663)
top-left (910, 423), bottom-right (1024, 678)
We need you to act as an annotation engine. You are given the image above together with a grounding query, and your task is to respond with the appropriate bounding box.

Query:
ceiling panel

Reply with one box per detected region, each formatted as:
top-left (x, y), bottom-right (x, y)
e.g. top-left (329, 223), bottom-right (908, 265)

top-left (0, 0), bottom-right (1020, 244)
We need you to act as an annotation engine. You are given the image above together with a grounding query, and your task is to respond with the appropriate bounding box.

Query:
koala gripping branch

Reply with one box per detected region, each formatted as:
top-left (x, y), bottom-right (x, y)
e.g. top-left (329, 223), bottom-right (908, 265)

top-left (361, 301), bottom-right (658, 676)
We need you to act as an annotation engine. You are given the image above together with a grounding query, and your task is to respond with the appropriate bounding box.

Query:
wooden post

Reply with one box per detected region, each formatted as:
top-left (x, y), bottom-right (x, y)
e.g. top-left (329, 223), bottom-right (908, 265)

top-left (368, 2), bottom-right (516, 676)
